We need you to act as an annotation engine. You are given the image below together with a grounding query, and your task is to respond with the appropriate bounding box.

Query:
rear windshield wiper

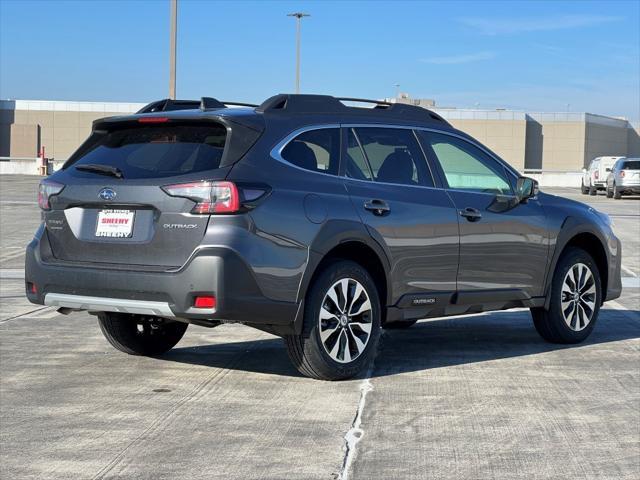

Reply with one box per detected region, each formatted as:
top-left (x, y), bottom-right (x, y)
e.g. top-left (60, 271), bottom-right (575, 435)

top-left (75, 163), bottom-right (124, 179)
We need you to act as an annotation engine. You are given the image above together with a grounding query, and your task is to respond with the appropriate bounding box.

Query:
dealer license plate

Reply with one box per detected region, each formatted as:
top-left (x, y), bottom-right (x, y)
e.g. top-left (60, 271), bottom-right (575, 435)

top-left (95, 209), bottom-right (135, 238)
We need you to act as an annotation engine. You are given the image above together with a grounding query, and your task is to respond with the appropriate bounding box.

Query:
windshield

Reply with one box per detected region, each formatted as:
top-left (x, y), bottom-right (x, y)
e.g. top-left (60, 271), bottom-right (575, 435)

top-left (67, 124), bottom-right (227, 179)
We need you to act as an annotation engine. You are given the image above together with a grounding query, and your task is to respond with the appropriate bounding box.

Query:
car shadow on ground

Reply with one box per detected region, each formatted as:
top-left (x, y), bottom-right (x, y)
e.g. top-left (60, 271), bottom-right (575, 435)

top-left (161, 309), bottom-right (640, 379)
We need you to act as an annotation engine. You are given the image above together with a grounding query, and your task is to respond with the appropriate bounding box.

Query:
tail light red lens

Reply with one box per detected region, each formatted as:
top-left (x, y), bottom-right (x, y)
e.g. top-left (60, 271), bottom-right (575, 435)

top-left (161, 181), bottom-right (240, 214)
top-left (620, 171), bottom-right (625, 178)
top-left (38, 180), bottom-right (65, 210)
top-left (194, 296), bottom-right (216, 308)
top-left (594, 171), bottom-right (599, 180)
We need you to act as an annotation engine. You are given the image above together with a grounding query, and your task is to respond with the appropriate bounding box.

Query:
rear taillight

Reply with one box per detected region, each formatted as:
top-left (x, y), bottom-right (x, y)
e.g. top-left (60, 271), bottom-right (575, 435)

top-left (620, 171), bottom-right (625, 178)
top-left (161, 181), bottom-right (240, 214)
top-left (594, 171), bottom-right (599, 180)
top-left (38, 180), bottom-right (65, 210)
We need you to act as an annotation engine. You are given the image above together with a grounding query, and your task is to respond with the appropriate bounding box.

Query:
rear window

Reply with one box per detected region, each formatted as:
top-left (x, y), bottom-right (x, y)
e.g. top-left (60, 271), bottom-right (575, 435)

top-left (622, 160), bottom-right (640, 170)
top-left (68, 124), bottom-right (227, 179)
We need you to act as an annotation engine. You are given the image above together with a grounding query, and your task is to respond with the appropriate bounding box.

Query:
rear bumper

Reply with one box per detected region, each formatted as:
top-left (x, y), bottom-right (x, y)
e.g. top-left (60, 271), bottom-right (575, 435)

top-left (617, 182), bottom-right (640, 193)
top-left (25, 228), bottom-right (298, 328)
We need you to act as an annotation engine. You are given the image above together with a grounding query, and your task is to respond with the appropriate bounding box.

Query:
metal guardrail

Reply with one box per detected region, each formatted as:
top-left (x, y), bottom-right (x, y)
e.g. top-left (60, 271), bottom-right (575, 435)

top-left (523, 169), bottom-right (583, 174)
top-left (0, 157), bottom-right (40, 162)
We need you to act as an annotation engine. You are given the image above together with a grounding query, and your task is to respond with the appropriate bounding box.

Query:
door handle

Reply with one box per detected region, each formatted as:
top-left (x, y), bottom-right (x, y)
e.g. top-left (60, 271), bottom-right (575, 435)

top-left (459, 207), bottom-right (482, 222)
top-left (364, 199), bottom-right (390, 216)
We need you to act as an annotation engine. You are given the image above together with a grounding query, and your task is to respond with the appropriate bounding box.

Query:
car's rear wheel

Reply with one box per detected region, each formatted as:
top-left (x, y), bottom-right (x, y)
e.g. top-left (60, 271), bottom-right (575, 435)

top-left (589, 185), bottom-right (597, 195)
top-left (531, 247), bottom-right (600, 344)
top-left (284, 260), bottom-right (381, 380)
top-left (613, 182), bottom-right (622, 199)
top-left (606, 184), bottom-right (613, 198)
top-left (580, 180), bottom-right (589, 195)
top-left (98, 312), bottom-right (188, 356)
top-left (383, 319), bottom-right (418, 329)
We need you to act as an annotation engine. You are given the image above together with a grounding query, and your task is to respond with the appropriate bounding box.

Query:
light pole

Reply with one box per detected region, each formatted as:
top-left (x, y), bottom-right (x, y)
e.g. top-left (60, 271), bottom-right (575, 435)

top-left (169, 0), bottom-right (178, 99)
top-left (287, 12), bottom-right (310, 94)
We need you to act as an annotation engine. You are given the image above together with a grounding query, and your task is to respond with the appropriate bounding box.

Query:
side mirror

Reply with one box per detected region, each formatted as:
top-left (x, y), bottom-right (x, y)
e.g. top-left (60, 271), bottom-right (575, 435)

top-left (516, 176), bottom-right (538, 203)
top-left (606, 168), bottom-right (612, 172)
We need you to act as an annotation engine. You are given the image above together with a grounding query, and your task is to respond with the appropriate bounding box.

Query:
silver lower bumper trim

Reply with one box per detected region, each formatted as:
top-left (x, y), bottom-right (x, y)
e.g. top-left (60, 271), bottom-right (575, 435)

top-left (44, 293), bottom-right (175, 318)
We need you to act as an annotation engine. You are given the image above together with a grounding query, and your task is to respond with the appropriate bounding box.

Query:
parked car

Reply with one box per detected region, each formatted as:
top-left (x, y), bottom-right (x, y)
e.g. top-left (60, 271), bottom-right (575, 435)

top-left (25, 95), bottom-right (622, 380)
top-left (581, 156), bottom-right (624, 195)
top-left (606, 157), bottom-right (640, 199)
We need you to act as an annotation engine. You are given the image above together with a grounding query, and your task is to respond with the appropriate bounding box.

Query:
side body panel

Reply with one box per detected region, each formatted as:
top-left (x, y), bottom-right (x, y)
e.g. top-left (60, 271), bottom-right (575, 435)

top-left (344, 179), bottom-right (459, 303)
top-left (444, 190), bottom-right (549, 298)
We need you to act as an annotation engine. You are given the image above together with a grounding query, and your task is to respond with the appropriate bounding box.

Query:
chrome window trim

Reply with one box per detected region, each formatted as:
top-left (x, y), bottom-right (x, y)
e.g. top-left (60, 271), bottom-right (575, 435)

top-left (269, 123), bottom-right (520, 192)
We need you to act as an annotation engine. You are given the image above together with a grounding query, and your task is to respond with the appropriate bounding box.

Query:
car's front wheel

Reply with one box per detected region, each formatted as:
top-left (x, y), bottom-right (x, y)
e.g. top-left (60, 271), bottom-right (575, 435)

top-left (285, 260), bottom-right (381, 380)
top-left (98, 313), bottom-right (188, 356)
top-left (531, 247), bottom-right (600, 344)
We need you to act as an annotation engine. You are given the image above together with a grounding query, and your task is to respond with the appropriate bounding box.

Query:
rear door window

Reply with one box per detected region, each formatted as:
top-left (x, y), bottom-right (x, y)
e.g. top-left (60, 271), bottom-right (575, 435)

top-left (353, 127), bottom-right (434, 187)
top-left (280, 128), bottom-right (340, 175)
top-left (68, 124), bottom-right (227, 179)
top-left (344, 128), bottom-right (373, 180)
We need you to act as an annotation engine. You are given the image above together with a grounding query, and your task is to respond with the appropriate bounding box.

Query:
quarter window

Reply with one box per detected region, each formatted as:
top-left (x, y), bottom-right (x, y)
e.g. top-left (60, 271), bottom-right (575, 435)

top-left (420, 131), bottom-right (512, 195)
top-left (281, 128), bottom-right (340, 175)
top-left (354, 128), bottom-right (434, 187)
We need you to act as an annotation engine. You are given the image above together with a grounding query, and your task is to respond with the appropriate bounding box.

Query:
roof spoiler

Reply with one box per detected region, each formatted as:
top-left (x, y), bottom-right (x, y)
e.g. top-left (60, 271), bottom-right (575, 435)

top-left (136, 97), bottom-right (259, 114)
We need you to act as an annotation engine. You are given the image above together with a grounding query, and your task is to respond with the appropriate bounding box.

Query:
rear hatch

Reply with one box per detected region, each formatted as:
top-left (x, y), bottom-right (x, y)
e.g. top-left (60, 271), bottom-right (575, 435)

top-left (43, 115), bottom-right (261, 268)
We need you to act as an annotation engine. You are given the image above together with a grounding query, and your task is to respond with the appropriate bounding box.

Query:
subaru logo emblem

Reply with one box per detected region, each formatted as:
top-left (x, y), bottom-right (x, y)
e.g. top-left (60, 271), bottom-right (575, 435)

top-left (99, 188), bottom-right (116, 201)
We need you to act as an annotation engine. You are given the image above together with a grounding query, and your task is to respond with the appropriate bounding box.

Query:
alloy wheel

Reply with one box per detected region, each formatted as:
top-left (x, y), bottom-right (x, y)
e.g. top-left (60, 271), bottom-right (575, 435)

top-left (560, 263), bottom-right (597, 331)
top-left (318, 278), bottom-right (373, 363)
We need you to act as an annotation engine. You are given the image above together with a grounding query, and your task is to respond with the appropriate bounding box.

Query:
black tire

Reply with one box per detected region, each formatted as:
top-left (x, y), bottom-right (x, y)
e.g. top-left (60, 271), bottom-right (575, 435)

top-left (284, 260), bottom-right (381, 380)
top-left (531, 247), bottom-right (601, 344)
top-left (613, 183), bottom-right (622, 199)
top-left (383, 319), bottom-right (418, 329)
top-left (589, 185), bottom-right (597, 196)
top-left (98, 312), bottom-right (188, 356)
top-left (606, 184), bottom-right (613, 198)
top-left (580, 180), bottom-right (589, 195)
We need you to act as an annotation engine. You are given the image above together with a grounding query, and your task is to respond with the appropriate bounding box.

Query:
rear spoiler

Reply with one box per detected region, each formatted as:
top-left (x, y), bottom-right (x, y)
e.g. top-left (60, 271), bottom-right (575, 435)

top-left (137, 97), bottom-right (259, 114)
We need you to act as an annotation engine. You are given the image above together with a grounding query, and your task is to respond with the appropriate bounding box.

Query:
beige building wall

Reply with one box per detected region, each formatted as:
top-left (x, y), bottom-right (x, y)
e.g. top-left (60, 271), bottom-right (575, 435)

top-left (444, 118), bottom-right (528, 170)
top-left (626, 124), bottom-right (640, 157)
top-left (584, 116), bottom-right (629, 167)
top-left (1, 99), bottom-right (638, 172)
top-left (533, 119), bottom-right (586, 171)
top-left (0, 100), bottom-right (145, 162)
top-left (8, 124), bottom-right (40, 157)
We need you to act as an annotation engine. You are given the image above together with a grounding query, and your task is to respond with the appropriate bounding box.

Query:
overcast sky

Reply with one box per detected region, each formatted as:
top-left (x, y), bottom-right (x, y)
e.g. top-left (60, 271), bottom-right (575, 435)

top-left (1, 0), bottom-right (638, 120)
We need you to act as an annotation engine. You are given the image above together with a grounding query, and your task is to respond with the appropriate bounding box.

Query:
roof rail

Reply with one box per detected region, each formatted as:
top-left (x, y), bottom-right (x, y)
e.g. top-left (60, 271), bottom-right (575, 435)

top-left (256, 94), bottom-right (449, 125)
top-left (136, 97), bottom-right (258, 114)
top-left (336, 97), bottom-right (392, 107)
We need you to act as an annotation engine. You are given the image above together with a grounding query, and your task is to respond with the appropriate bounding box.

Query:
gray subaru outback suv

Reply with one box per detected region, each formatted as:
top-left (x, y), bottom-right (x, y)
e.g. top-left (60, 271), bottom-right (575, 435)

top-left (25, 94), bottom-right (622, 380)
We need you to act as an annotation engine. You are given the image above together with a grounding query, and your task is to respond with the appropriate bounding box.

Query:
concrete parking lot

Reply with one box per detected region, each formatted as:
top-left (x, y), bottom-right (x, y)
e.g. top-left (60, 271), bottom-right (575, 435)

top-left (1, 175), bottom-right (638, 480)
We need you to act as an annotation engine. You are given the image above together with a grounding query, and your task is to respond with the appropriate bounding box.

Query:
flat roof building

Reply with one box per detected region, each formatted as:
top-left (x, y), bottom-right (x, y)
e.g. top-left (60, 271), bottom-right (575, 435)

top-left (1, 98), bottom-right (639, 172)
